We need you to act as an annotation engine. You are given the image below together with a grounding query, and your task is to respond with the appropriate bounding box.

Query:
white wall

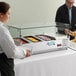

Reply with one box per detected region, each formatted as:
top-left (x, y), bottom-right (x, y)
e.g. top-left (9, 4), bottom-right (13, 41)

top-left (0, 0), bottom-right (65, 27)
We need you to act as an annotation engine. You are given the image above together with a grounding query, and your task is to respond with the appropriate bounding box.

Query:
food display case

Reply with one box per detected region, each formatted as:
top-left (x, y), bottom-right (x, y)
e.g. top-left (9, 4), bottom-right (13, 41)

top-left (8, 25), bottom-right (68, 54)
top-left (8, 24), bottom-right (66, 45)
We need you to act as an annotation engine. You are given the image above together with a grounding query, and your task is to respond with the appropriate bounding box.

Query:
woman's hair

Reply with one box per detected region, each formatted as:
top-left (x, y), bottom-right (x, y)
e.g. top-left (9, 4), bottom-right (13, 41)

top-left (0, 2), bottom-right (10, 14)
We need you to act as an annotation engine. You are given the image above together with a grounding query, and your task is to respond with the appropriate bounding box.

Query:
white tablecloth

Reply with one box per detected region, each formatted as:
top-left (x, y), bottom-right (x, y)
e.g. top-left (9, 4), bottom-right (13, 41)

top-left (14, 48), bottom-right (76, 76)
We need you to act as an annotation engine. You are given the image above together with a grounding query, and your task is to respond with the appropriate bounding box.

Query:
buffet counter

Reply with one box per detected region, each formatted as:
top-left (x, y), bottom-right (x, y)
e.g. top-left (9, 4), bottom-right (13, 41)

top-left (8, 24), bottom-right (76, 76)
top-left (14, 48), bottom-right (76, 76)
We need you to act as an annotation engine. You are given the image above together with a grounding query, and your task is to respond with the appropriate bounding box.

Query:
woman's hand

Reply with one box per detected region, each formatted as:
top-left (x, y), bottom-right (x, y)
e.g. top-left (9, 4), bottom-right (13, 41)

top-left (26, 50), bottom-right (31, 57)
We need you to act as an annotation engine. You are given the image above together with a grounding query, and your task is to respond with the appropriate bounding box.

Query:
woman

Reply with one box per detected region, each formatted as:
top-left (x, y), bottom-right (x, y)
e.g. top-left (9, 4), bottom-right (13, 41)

top-left (0, 2), bottom-right (30, 76)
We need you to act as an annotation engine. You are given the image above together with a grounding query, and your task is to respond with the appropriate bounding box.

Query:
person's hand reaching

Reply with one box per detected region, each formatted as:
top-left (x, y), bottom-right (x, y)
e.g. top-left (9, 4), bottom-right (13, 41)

top-left (26, 49), bottom-right (31, 57)
top-left (65, 29), bottom-right (70, 35)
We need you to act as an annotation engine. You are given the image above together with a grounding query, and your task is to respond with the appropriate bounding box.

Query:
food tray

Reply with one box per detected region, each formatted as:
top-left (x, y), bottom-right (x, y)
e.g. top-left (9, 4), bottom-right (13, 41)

top-left (24, 36), bottom-right (41, 42)
top-left (35, 34), bottom-right (56, 41)
top-left (14, 38), bottom-right (29, 45)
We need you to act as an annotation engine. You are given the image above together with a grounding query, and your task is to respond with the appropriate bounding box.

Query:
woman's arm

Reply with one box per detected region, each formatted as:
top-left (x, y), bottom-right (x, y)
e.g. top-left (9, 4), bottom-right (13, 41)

top-left (0, 25), bottom-right (31, 58)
